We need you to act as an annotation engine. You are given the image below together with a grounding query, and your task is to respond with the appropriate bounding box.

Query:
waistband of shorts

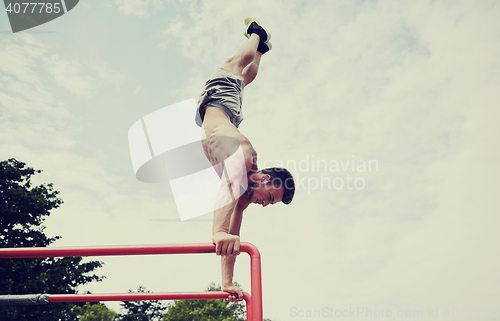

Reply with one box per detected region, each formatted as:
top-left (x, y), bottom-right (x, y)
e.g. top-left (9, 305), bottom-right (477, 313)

top-left (202, 101), bottom-right (235, 125)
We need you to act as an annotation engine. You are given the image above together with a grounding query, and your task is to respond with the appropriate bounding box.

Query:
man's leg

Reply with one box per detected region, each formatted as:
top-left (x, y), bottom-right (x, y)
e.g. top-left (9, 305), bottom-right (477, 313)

top-left (221, 34), bottom-right (260, 79)
top-left (241, 51), bottom-right (262, 88)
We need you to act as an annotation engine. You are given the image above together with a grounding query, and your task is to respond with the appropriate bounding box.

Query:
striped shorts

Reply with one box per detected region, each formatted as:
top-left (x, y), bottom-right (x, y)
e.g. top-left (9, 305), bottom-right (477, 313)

top-left (195, 68), bottom-right (245, 128)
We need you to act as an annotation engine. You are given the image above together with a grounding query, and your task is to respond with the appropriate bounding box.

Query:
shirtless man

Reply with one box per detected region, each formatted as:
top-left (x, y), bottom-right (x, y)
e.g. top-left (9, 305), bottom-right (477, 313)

top-left (195, 18), bottom-right (295, 302)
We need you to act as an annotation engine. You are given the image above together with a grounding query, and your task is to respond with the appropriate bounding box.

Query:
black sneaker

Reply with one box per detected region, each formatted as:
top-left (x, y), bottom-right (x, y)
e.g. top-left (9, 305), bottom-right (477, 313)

top-left (257, 40), bottom-right (272, 54)
top-left (244, 17), bottom-right (271, 43)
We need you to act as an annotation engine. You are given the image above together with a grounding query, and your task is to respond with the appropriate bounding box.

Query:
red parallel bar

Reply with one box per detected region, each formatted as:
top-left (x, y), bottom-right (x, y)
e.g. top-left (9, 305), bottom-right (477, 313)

top-left (50, 291), bottom-right (252, 319)
top-left (0, 243), bottom-right (262, 321)
top-left (49, 291), bottom-right (250, 302)
top-left (0, 243), bottom-right (217, 258)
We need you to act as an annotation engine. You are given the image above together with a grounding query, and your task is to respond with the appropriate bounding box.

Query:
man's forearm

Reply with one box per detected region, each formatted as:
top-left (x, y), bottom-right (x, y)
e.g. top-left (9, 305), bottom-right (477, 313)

top-left (221, 255), bottom-right (237, 287)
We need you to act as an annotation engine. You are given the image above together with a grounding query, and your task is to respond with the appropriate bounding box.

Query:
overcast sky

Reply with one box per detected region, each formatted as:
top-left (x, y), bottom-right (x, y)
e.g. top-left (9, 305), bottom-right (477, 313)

top-left (1, 0), bottom-right (499, 320)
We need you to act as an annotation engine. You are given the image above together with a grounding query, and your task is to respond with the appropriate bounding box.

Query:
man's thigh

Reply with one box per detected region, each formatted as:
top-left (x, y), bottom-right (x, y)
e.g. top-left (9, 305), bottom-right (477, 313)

top-left (221, 61), bottom-right (243, 77)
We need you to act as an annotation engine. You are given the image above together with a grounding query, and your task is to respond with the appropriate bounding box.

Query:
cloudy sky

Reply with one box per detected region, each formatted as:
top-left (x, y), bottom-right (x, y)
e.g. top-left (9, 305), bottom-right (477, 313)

top-left (1, 0), bottom-right (499, 320)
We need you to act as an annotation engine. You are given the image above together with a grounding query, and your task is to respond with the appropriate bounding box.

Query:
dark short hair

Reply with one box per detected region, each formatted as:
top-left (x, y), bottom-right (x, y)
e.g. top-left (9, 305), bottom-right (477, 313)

top-left (261, 167), bottom-right (295, 205)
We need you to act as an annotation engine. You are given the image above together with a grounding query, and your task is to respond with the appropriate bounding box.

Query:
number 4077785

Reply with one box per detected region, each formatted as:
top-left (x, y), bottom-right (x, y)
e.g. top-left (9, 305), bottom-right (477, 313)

top-left (6, 2), bottom-right (62, 14)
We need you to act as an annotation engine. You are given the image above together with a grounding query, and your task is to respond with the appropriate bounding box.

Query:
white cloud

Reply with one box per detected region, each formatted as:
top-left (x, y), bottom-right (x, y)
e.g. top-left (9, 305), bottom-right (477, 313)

top-left (94, 64), bottom-right (125, 87)
top-left (0, 35), bottom-right (75, 152)
top-left (43, 54), bottom-right (95, 97)
top-left (156, 1), bottom-right (248, 65)
top-left (113, 0), bottom-right (164, 18)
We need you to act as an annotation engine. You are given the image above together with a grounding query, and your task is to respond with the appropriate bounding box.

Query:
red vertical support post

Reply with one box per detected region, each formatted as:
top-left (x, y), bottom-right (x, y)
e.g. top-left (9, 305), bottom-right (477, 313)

top-left (241, 243), bottom-right (262, 321)
top-left (242, 292), bottom-right (253, 321)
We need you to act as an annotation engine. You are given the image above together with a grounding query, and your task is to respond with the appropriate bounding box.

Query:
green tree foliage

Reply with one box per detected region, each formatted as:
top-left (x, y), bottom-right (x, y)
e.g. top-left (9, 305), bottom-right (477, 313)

top-left (0, 159), bottom-right (104, 321)
top-left (162, 299), bottom-right (235, 321)
top-left (115, 286), bottom-right (168, 321)
top-left (162, 283), bottom-right (246, 321)
top-left (75, 303), bottom-right (116, 321)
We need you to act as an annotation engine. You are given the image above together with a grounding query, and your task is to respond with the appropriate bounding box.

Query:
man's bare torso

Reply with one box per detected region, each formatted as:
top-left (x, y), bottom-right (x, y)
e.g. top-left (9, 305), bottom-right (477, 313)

top-left (201, 107), bottom-right (257, 207)
top-left (201, 107), bottom-right (257, 171)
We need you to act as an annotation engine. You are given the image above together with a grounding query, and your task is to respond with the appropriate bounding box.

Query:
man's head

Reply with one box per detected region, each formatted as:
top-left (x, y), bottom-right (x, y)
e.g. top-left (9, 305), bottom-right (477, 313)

top-left (247, 167), bottom-right (295, 207)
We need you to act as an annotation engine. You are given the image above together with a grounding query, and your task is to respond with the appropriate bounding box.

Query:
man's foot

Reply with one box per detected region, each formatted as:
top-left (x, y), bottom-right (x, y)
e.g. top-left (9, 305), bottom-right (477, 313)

top-left (257, 41), bottom-right (272, 54)
top-left (244, 17), bottom-right (272, 54)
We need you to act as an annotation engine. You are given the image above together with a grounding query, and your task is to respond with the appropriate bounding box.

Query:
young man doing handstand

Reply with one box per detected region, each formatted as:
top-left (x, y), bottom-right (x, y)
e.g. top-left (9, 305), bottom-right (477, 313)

top-left (195, 18), bottom-right (295, 302)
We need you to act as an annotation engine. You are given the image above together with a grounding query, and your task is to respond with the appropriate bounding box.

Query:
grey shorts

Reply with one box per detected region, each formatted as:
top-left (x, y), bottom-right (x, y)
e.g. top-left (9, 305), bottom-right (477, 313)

top-left (195, 68), bottom-right (244, 128)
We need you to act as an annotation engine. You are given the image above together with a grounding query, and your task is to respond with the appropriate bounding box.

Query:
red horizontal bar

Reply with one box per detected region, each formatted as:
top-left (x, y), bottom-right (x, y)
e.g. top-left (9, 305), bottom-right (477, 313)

top-left (0, 243), bottom-right (260, 259)
top-left (49, 291), bottom-right (251, 303)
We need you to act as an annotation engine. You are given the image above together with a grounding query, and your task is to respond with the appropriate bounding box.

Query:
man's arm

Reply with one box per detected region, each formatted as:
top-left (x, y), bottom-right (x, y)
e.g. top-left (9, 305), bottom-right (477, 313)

top-left (212, 171), bottom-right (241, 256)
top-left (221, 203), bottom-right (245, 302)
top-left (209, 137), bottom-right (252, 301)
top-left (212, 146), bottom-right (248, 256)
top-left (212, 201), bottom-right (240, 256)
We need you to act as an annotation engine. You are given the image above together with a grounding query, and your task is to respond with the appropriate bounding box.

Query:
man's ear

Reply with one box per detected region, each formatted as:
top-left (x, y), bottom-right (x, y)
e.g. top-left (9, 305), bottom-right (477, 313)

top-left (261, 174), bottom-right (271, 182)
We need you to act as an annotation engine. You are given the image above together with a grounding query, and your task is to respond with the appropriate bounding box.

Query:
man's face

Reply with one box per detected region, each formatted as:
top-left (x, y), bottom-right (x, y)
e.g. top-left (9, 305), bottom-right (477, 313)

top-left (248, 181), bottom-right (285, 207)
